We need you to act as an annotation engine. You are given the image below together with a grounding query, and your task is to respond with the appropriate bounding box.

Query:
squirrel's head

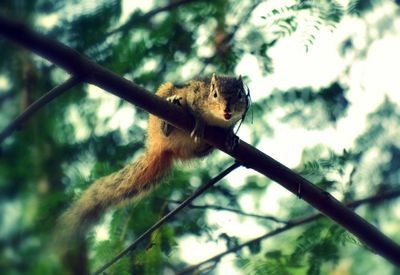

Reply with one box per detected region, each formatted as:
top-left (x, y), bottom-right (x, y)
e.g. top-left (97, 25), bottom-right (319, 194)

top-left (208, 73), bottom-right (248, 124)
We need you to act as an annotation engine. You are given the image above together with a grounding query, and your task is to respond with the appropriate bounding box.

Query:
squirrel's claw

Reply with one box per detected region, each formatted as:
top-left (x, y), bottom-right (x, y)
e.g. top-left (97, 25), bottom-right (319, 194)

top-left (166, 95), bottom-right (183, 106)
top-left (191, 118), bottom-right (205, 143)
top-left (225, 131), bottom-right (240, 152)
top-left (161, 121), bottom-right (173, 137)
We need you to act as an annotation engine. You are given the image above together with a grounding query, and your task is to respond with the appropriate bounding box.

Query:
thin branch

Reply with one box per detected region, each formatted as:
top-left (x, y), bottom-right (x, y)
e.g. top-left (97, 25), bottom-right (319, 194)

top-left (167, 199), bottom-right (288, 224)
top-left (107, 0), bottom-right (201, 36)
top-left (178, 188), bottom-right (400, 274)
top-left (1, 16), bottom-right (400, 266)
top-left (93, 162), bottom-right (241, 275)
top-left (0, 76), bottom-right (82, 144)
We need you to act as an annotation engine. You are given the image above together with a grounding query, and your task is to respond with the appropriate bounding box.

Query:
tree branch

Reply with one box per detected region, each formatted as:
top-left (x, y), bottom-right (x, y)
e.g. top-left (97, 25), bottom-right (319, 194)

top-left (178, 188), bottom-right (400, 274)
top-left (167, 199), bottom-right (289, 224)
top-left (107, 0), bottom-right (202, 36)
top-left (93, 162), bottom-right (241, 275)
top-left (0, 76), bottom-right (82, 143)
top-left (0, 16), bottom-right (399, 266)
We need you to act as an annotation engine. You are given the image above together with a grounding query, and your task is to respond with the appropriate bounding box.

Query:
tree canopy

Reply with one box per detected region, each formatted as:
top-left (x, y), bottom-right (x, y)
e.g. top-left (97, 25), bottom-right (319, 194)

top-left (0, 0), bottom-right (400, 274)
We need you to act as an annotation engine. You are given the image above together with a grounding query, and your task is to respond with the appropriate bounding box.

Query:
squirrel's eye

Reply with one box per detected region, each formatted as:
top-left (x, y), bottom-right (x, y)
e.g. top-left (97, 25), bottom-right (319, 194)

top-left (213, 90), bottom-right (218, 98)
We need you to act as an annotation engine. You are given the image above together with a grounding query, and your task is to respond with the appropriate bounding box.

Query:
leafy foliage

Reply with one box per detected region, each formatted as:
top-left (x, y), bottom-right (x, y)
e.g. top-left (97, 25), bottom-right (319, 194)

top-left (259, 0), bottom-right (367, 51)
top-left (238, 220), bottom-right (361, 275)
top-left (262, 82), bottom-right (349, 129)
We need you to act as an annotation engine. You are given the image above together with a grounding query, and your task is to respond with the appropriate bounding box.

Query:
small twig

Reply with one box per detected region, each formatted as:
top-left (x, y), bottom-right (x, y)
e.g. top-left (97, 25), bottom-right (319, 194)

top-left (167, 199), bottom-right (288, 224)
top-left (199, 260), bottom-right (219, 275)
top-left (0, 76), bottom-right (82, 144)
top-left (92, 162), bottom-right (241, 275)
top-left (107, 0), bottom-right (201, 36)
top-left (177, 188), bottom-right (400, 274)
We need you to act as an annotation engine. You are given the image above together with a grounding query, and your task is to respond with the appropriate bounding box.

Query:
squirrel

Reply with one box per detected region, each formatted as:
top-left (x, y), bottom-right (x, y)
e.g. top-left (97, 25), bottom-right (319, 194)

top-left (56, 73), bottom-right (249, 246)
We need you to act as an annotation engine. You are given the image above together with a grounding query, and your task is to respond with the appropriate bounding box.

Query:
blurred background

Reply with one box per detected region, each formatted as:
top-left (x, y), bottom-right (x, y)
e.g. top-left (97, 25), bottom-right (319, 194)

top-left (0, 0), bottom-right (400, 274)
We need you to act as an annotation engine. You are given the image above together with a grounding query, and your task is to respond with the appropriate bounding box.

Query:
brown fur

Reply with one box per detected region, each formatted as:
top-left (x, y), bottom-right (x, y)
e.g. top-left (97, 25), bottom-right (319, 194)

top-left (56, 74), bottom-right (248, 250)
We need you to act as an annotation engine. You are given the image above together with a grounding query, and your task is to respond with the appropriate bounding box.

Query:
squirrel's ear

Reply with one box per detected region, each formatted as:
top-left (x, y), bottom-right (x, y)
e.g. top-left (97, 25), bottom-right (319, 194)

top-left (211, 73), bottom-right (217, 83)
top-left (237, 74), bottom-right (242, 81)
top-left (210, 73), bottom-right (218, 96)
top-left (210, 73), bottom-right (217, 89)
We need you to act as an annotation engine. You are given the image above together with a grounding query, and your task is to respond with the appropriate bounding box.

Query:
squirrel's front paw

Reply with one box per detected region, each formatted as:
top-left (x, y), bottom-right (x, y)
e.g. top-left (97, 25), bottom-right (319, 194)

top-left (166, 95), bottom-right (183, 106)
top-left (161, 96), bottom-right (183, 136)
top-left (190, 119), bottom-right (205, 143)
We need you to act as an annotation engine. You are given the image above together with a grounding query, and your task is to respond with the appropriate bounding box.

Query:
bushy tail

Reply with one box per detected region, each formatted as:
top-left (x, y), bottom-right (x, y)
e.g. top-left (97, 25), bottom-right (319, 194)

top-left (55, 149), bottom-right (174, 247)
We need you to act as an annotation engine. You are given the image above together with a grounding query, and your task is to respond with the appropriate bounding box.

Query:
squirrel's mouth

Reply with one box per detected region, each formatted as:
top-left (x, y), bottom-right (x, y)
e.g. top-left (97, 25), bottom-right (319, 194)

top-left (224, 112), bottom-right (232, 120)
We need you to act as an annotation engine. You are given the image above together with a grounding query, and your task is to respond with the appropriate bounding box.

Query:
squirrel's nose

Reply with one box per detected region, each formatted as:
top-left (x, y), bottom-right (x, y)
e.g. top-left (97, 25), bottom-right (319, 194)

top-left (224, 105), bottom-right (231, 113)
